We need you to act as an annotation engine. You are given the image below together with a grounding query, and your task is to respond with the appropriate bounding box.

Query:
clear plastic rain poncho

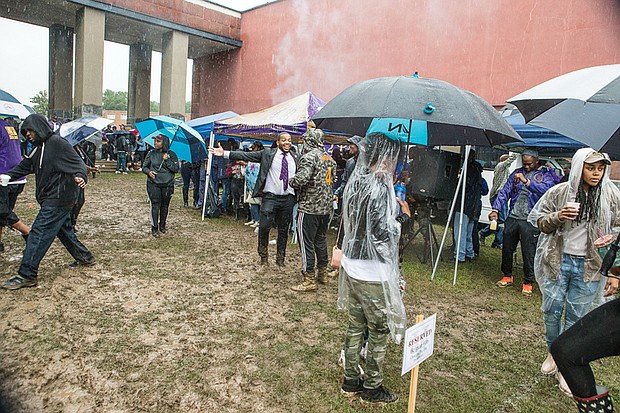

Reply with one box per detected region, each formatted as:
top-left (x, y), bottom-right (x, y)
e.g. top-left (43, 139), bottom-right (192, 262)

top-left (528, 148), bottom-right (620, 310)
top-left (337, 132), bottom-right (406, 344)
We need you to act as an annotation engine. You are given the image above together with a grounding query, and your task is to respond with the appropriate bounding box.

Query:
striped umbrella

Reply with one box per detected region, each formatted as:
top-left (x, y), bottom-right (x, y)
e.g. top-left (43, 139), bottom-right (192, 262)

top-left (508, 64), bottom-right (620, 156)
top-left (0, 89), bottom-right (35, 119)
top-left (135, 115), bottom-right (207, 162)
top-left (60, 116), bottom-right (113, 146)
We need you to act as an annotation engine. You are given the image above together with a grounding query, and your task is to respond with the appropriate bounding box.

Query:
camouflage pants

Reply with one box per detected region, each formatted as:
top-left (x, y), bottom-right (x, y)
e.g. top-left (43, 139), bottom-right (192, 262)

top-left (343, 272), bottom-right (390, 389)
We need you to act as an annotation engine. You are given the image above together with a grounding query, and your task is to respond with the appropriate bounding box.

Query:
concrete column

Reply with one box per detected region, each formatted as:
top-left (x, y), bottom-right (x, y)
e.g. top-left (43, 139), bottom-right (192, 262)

top-left (74, 7), bottom-right (105, 117)
top-left (128, 42), bottom-right (152, 125)
top-left (160, 30), bottom-right (188, 117)
top-left (49, 24), bottom-right (74, 120)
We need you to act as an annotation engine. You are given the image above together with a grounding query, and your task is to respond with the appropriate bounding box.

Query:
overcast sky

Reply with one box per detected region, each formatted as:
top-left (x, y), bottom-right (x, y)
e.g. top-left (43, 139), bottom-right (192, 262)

top-left (0, 0), bottom-right (275, 106)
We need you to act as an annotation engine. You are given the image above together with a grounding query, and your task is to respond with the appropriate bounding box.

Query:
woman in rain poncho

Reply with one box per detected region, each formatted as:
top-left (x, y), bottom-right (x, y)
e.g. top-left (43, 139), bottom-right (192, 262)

top-left (337, 132), bottom-right (410, 404)
top-left (528, 148), bottom-right (620, 393)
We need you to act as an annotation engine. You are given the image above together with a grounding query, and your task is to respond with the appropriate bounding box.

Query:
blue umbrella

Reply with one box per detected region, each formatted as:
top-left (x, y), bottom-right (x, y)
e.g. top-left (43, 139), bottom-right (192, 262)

top-left (135, 115), bottom-right (207, 162)
top-left (60, 116), bottom-right (112, 146)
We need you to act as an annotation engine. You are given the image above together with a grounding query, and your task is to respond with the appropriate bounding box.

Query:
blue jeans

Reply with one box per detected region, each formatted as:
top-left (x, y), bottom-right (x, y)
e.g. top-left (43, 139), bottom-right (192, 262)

top-left (453, 212), bottom-right (474, 261)
top-left (542, 254), bottom-right (600, 350)
top-left (116, 151), bottom-right (127, 172)
top-left (20, 205), bottom-right (93, 280)
top-left (249, 204), bottom-right (260, 222)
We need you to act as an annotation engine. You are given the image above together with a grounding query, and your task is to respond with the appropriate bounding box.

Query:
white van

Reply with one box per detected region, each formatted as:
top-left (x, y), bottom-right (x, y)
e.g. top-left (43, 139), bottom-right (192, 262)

top-left (476, 147), bottom-right (568, 225)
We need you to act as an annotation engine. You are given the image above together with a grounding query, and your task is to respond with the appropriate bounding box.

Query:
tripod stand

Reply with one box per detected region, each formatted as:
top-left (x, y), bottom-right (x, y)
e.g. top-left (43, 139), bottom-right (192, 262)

top-left (401, 200), bottom-right (441, 264)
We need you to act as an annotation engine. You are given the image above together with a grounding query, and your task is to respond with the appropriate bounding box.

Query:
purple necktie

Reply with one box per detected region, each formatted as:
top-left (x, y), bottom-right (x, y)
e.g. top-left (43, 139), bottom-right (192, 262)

top-left (280, 152), bottom-right (289, 190)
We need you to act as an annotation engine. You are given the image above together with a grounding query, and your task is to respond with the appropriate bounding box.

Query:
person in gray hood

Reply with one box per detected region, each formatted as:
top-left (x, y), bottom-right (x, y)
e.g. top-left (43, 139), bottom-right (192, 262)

top-left (142, 134), bottom-right (179, 237)
top-left (1, 113), bottom-right (94, 290)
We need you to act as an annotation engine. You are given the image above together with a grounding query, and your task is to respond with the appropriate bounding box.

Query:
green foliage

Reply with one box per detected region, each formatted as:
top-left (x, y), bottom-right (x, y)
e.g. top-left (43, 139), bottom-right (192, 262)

top-left (150, 101), bottom-right (159, 112)
top-left (102, 89), bottom-right (128, 111)
top-left (185, 101), bottom-right (191, 113)
top-left (29, 90), bottom-right (48, 115)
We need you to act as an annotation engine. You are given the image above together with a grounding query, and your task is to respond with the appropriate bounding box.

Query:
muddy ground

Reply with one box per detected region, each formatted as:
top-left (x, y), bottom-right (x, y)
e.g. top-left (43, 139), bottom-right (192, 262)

top-left (0, 172), bottom-right (602, 413)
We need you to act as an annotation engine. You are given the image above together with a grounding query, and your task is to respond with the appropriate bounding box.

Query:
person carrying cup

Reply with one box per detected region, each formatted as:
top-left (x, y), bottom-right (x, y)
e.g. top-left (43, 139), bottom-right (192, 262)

top-left (527, 148), bottom-right (620, 396)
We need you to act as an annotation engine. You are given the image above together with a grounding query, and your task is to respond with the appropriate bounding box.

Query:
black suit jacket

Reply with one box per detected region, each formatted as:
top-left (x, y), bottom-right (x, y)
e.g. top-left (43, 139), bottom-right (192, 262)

top-left (228, 148), bottom-right (299, 197)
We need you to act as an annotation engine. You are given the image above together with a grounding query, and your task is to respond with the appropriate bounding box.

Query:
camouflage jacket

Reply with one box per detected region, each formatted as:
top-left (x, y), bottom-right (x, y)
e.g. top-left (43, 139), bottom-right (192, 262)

top-left (290, 129), bottom-right (336, 215)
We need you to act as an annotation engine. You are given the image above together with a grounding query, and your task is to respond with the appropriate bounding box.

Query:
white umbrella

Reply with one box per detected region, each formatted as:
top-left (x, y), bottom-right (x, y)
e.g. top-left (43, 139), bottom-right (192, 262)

top-left (0, 89), bottom-right (34, 119)
top-left (508, 64), bottom-right (620, 156)
top-left (60, 116), bottom-right (113, 146)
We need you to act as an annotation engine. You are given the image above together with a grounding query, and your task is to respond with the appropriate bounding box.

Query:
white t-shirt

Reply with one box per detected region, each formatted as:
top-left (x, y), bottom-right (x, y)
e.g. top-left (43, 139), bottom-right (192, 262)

top-left (341, 255), bottom-right (390, 283)
top-left (562, 221), bottom-right (588, 256)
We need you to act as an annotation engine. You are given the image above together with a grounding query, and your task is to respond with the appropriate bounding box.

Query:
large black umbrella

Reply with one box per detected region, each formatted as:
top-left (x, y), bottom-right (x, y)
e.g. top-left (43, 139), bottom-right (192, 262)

top-left (508, 64), bottom-right (620, 156)
top-left (314, 75), bottom-right (522, 285)
top-left (313, 75), bottom-right (522, 146)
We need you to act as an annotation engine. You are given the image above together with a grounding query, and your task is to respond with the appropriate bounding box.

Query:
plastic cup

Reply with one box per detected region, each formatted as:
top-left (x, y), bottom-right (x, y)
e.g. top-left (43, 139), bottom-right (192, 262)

top-left (0, 175), bottom-right (10, 186)
top-left (566, 201), bottom-right (580, 210)
top-left (490, 220), bottom-right (498, 231)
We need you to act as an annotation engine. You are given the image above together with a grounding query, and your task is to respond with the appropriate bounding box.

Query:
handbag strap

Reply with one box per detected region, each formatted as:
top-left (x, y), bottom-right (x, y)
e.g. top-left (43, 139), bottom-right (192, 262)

top-left (336, 218), bottom-right (343, 242)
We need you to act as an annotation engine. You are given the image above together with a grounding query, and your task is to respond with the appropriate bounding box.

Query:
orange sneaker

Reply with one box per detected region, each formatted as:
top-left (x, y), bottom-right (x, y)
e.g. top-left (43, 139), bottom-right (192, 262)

top-left (522, 283), bottom-right (533, 296)
top-left (496, 276), bottom-right (513, 287)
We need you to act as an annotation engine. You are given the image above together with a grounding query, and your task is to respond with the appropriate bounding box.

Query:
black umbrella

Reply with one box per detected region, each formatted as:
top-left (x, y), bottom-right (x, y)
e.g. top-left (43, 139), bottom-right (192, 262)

top-left (314, 75), bottom-right (522, 285)
top-left (313, 75), bottom-right (522, 146)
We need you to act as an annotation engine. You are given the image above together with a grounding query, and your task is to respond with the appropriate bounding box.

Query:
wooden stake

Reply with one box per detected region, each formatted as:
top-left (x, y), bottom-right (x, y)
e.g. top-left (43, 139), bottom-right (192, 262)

top-left (408, 314), bottom-right (425, 413)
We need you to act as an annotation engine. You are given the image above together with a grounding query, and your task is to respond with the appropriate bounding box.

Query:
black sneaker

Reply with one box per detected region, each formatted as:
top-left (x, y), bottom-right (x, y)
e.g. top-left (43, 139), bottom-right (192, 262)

top-left (361, 385), bottom-right (398, 404)
top-left (2, 275), bottom-right (37, 290)
top-left (159, 227), bottom-right (167, 234)
top-left (341, 377), bottom-right (364, 396)
top-left (152, 228), bottom-right (160, 238)
top-left (68, 257), bottom-right (96, 268)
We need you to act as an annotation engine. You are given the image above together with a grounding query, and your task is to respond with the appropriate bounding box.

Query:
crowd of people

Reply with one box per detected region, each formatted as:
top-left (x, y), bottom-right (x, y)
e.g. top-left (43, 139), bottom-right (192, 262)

top-left (1, 113), bottom-right (618, 410)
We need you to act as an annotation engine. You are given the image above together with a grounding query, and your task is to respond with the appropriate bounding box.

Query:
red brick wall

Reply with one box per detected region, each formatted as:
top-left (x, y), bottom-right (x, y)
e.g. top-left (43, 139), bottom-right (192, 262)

top-left (104, 0), bottom-right (241, 39)
top-left (192, 0), bottom-right (620, 116)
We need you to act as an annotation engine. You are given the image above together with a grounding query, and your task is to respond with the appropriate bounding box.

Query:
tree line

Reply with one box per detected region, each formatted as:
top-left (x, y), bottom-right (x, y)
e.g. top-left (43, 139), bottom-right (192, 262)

top-left (29, 90), bottom-right (191, 115)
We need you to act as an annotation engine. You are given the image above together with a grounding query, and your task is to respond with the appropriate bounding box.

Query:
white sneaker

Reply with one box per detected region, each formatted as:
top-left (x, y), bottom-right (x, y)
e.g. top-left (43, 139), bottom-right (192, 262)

top-left (115, 171), bottom-right (120, 174)
top-left (122, 172), bottom-right (128, 175)
top-left (269, 239), bottom-right (276, 245)
top-left (556, 372), bottom-right (573, 397)
top-left (254, 227), bottom-right (259, 234)
top-left (244, 220), bottom-right (254, 226)
top-left (250, 221), bottom-right (260, 228)
top-left (541, 352), bottom-right (557, 375)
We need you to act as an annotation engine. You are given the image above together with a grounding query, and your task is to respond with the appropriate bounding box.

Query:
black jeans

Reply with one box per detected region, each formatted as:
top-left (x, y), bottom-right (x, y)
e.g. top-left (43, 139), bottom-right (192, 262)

top-left (501, 217), bottom-right (539, 284)
top-left (19, 205), bottom-right (93, 279)
top-left (258, 193), bottom-right (295, 260)
top-left (296, 211), bottom-right (329, 272)
top-left (147, 182), bottom-right (174, 231)
top-left (551, 298), bottom-right (620, 398)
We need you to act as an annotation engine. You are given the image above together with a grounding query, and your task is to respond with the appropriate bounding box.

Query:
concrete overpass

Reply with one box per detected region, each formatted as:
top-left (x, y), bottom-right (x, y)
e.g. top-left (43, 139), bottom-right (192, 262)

top-left (0, 0), bottom-right (242, 121)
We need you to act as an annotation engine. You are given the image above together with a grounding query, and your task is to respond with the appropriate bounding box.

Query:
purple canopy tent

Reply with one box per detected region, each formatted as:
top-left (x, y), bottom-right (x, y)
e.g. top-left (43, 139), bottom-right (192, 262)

top-left (212, 92), bottom-right (348, 144)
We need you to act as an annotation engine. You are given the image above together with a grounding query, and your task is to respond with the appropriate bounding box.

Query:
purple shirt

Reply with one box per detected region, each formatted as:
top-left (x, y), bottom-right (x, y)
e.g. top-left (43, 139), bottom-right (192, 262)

top-left (0, 119), bottom-right (24, 175)
top-left (492, 165), bottom-right (557, 216)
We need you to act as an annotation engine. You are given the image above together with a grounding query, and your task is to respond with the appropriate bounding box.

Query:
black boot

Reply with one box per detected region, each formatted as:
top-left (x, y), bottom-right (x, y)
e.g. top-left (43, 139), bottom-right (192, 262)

top-left (276, 250), bottom-right (285, 267)
top-left (182, 188), bottom-right (189, 208)
top-left (258, 244), bottom-right (268, 266)
top-left (574, 388), bottom-right (615, 413)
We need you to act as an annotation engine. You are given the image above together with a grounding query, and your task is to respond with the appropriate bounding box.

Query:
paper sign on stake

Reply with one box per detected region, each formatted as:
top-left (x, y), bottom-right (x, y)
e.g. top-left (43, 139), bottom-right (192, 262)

top-left (401, 314), bottom-right (437, 376)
